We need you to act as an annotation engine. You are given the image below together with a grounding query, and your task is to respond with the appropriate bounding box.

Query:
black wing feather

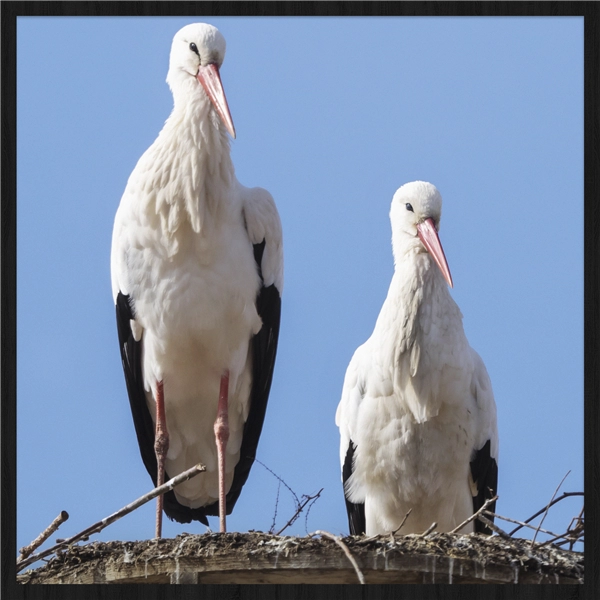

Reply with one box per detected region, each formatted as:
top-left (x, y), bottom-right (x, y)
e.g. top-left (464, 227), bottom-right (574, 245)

top-left (342, 440), bottom-right (366, 535)
top-left (116, 292), bottom-right (156, 480)
top-left (116, 291), bottom-right (209, 525)
top-left (202, 239), bottom-right (281, 517)
top-left (470, 439), bottom-right (498, 534)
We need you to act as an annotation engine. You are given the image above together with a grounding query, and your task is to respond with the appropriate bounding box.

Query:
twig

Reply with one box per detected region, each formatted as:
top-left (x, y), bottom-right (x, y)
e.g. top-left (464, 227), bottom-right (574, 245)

top-left (531, 471), bottom-right (570, 546)
top-left (449, 495), bottom-right (498, 534)
top-left (483, 510), bottom-right (563, 539)
top-left (418, 522), bottom-right (437, 537)
top-left (254, 458), bottom-right (300, 507)
top-left (18, 511), bottom-right (70, 561)
top-left (311, 530), bottom-right (365, 584)
top-left (391, 509), bottom-right (413, 536)
top-left (269, 480), bottom-right (281, 534)
top-left (303, 490), bottom-right (322, 535)
top-left (542, 530), bottom-right (584, 547)
top-left (16, 463), bottom-right (206, 572)
top-left (568, 506), bottom-right (585, 551)
top-left (555, 536), bottom-right (585, 548)
top-left (275, 489), bottom-right (323, 536)
top-left (541, 506), bottom-right (584, 548)
top-left (255, 458), bottom-right (312, 534)
top-left (507, 492), bottom-right (583, 536)
top-left (476, 514), bottom-right (511, 539)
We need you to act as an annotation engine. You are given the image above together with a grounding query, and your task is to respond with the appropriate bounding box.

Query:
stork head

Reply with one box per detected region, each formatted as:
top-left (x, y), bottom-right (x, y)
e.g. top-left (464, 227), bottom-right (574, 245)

top-left (166, 23), bottom-right (236, 138)
top-left (390, 181), bottom-right (453, 287)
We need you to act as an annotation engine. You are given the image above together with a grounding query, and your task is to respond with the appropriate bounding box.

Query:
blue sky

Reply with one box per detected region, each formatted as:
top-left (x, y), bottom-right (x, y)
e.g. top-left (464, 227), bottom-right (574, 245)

top-left (17, 16), bottom-right (583, 556)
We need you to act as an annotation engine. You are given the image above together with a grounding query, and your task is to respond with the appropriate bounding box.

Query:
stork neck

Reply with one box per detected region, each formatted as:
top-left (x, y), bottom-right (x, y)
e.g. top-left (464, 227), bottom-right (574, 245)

top-left (165, 96), bottom-right (233, 172)
top-left (134, 97), bottom-right (236, 248)
top-left (372, 247), bottom-right (452, 371)
top-left (392, 246), bottom-right (449, 311)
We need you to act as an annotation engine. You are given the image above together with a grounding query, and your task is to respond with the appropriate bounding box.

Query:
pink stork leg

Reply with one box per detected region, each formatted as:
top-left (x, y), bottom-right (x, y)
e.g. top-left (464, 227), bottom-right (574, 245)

top-left (154, 380), bottom-right (169, 539)
top-left (213, 370), bottom-right (230, 533)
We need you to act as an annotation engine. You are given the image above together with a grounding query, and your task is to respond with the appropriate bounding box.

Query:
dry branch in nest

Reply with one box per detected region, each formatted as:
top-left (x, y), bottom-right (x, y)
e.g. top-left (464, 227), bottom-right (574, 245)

top-left (254, 458), bottom-right (322, 536)
top-left (273, 489), bottom-right (323, 536)
top-left (17, 461), bottom-right (583, 585)
top-left (16, 463), bottom-right (205, 573)
top-left (18, 511), bottom-right (70, 562)
top-left (17, 530), bottom-right (583, 585)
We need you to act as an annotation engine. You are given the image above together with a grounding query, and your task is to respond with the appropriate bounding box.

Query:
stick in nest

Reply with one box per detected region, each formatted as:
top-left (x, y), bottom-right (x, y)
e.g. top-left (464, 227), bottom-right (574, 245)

top-left (483, 510), bottom-right (565, 540)
top-left (390, 509), bottom-right (412, 538)
top-left (541, 505), bottom-right (584, 549)
top-left (269, 480), bottom-right (281, 534)
top-left (18, 511), bottom-right (70, 562)
top-left (274, 489), bottom-right (323, 536)
top-left (254, 458), bottom-right (316, 535)
top-left (507, 491), bottom-right (583, 537)
top-left (16, 463), bottom-right (205, 573)
top-left (531, 470), bottom-right (570, 546)
top-left (254, 458), bottom-right (300, 508)
top-left (310, 530), bottom-right (365, 584)
top-left (476, 514), bottom-right (511, 539)
top-left (418, 522), bottom-right (437, 537)
top-left (449, 495), bottom-right (498, 534)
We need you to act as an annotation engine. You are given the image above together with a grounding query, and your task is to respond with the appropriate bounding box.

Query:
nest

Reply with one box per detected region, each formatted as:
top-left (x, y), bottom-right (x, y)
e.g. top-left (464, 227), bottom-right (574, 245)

top-left (17, 531), bottom-right (584, 584)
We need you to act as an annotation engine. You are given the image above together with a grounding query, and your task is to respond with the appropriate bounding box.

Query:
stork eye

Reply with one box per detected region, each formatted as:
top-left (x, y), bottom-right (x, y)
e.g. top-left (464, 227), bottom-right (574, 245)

top-left (405, 203), bottom-right (414, 212)
top-left (189, 43), bottom-right (199, 56)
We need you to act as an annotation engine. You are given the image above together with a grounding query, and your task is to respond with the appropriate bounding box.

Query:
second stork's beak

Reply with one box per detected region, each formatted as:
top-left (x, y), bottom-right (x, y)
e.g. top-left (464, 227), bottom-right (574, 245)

top-left (417, 218), bottom-right (454, 288)
top-left (196, 63), bottom-right (236, 139)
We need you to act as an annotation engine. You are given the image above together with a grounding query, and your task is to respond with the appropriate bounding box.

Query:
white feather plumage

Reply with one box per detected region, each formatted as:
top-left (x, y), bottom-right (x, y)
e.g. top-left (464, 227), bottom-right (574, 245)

top-left (336, 181), bottom-right (498, 535)
top-left (111, 23), bottom-right (282, 512)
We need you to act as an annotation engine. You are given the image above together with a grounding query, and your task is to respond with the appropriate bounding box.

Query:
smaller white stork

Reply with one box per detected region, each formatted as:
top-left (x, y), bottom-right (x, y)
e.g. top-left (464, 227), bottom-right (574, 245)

top-left (111, 23), bottom-right (283, 537)
top-left (336, 181), bottom-right (498, 536)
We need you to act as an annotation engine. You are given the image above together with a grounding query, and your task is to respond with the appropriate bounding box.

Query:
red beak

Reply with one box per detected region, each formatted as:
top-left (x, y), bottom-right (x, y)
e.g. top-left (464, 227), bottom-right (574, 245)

top-left (417, 218), bottom-right (453, 288)
top-left (196, 63), bottom-right (236, 139)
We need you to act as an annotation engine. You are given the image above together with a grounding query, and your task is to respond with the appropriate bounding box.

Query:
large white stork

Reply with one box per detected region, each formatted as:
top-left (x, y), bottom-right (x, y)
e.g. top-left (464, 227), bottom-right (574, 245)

top-left (111, 23), bottom-right (283, 537)
top-left (336, 181), bottom-right (498, 536)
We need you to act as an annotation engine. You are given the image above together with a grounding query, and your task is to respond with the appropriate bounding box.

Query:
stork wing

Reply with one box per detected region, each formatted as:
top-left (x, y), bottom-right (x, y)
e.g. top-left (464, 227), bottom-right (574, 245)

top-left (115, 292), bottom-right (156, 482)
top-left (469, 348), bottom-right (499, 534)
top-left (336, 348), bottom-right (368, 535)
top-left (470, 440), bottom-right (498, 533)
top-left (342, 440), bottom-right (366, 535)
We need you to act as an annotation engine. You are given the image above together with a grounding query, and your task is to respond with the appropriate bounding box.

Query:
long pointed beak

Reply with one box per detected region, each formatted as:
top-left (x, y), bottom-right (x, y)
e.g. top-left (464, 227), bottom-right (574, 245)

top-left (417, 218), bottom-right (453, 288)
top-left (196, 63), bottom-right (236, 139)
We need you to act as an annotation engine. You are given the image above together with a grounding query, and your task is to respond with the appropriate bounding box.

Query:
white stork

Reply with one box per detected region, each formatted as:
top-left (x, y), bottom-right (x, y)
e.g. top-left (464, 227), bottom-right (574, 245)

top-left (336, 181), bottom-right (498, 536)
top-left (110, 23), bottom-right (283, 537)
